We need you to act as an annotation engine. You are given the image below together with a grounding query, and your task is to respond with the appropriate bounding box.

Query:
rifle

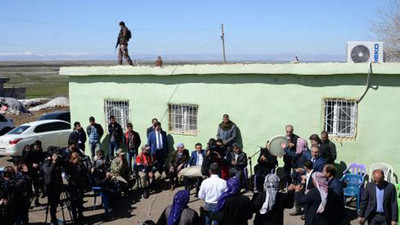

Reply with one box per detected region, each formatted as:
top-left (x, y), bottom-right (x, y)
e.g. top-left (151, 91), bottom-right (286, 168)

top-left (115, 37), bottom-right (120, 51)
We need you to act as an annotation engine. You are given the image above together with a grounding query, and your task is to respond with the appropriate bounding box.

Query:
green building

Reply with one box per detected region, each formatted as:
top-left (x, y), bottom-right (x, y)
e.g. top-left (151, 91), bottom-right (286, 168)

top-left (60, 63), bottom-right (400, 180)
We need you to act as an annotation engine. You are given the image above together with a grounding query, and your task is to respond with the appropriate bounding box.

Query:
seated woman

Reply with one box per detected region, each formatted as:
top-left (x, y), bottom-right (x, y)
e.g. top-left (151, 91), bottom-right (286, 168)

top-left (252, 174), bottom-right (295, 225)
top-left (294, 172), bottom-right (329, 225)
top-left (156, 190), bottom-right (199, 225)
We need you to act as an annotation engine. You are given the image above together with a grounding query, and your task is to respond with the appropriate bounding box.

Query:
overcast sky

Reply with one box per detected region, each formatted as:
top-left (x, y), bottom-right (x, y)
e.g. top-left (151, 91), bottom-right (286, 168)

top-left (0, 0), bottom-right (389, 60)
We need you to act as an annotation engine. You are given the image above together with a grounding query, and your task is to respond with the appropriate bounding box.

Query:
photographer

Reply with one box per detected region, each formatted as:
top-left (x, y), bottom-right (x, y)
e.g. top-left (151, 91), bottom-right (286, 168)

top-left (41, 147), bottom-right (63, 225)
top-left (65, 152), bottom-right (86, 222)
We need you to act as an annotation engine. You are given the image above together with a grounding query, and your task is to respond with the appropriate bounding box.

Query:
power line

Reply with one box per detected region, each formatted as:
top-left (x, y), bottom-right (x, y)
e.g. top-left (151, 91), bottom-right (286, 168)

top-left (0, 16), bottom-right (218, 32)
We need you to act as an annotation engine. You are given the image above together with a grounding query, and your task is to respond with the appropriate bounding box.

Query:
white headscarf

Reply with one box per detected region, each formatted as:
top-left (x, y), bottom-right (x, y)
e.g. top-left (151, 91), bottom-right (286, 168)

top-left (260, 174), bottom-right (280, 214)
top-left (312, 172), bottom-right (328, 213)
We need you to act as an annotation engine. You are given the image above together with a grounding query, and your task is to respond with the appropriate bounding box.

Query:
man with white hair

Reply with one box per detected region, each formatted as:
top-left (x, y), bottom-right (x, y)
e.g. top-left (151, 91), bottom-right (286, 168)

top-left (169, 143), bottom-right (189, 190)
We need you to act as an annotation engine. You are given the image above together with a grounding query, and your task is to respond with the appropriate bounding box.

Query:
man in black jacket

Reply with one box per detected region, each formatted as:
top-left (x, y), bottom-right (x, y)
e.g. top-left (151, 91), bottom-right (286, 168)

top-left (42, 149), bottom-right (63, 225)
top-left (283, 124), bottom-right (299, 185)
top-left (229, 143), bottom-right (247, 184)
top-left (359, 169), bottom-right (398, 225)
top-left (320, 131), bottom-right (337, 164)
top-left (69, 121), bottom-right (87, 152)
top-left (322, 164), bottom-right (344, 225)
top-left (87, 116), bottom-right (104, 159)
top-left (253, 143), bottom-right (278, 193)
top-left (107, 116), bottom-right (123, 162)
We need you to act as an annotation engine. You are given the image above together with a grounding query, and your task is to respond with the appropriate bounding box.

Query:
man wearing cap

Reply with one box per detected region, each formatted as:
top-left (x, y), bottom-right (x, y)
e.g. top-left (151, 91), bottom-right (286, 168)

top-left (136, 145), bottom-right (160, 199)
top-left (147, 122), bottom-right (169, 174)
top-left (110, 149), bottom-right (131, 194)
top-left (169, 143), bottom-right (190, 190)
top-left (216, 114), bottom-right (238, 149)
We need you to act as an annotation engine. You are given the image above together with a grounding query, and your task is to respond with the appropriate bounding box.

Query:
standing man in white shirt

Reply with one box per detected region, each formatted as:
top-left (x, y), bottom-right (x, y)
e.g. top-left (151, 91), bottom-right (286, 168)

top-left (199, 163), bottom-right (227, 225)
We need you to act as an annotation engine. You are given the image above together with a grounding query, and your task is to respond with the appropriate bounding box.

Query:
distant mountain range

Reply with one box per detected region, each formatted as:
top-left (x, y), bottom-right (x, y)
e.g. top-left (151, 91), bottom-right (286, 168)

top-left (0, 51), bottom-right (345, 63)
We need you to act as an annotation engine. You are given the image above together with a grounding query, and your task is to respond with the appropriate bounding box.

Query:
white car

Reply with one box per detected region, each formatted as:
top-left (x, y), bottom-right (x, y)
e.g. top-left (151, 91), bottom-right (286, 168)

top-left (0, 114), bottom-right (14, 135)
top-left (0, 119), bottom-right (71, 156)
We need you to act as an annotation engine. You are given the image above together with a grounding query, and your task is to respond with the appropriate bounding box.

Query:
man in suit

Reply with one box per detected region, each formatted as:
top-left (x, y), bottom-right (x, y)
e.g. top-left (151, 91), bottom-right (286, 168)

top-left (147, 121), bottom-right (168, 174)
top-left (323, 164), bottom-right (344, 225)
top-left (146, 118), bottom-right (158, 138)
top-left (229, 143), bottom-right (247, 184)
top-left (184, 143), bottom-right (206, 196)
top-left (359, 169), bottom-right (398, 225)
top-left (310, 144), bottom-right (326, 172)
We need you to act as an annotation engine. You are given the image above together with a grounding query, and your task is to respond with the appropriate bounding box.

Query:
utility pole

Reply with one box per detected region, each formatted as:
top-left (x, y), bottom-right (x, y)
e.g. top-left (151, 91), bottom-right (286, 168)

top-left (221, 23), bottom-right (226, 63)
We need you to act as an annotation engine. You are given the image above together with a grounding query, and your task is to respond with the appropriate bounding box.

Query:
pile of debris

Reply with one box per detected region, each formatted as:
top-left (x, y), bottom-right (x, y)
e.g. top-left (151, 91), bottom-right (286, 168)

top-left (0, 97), bottom-right (69, 115)
top-left (0, 98), bottom-right (29, 115)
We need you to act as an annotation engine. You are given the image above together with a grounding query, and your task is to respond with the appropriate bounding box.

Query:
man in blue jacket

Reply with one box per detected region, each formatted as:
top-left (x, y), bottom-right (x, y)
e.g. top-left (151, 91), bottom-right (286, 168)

top-left (185, 143), bottom-right (206, 196)
top-left (310, 144), bottom-right (326, 172)
top-left (147, 122), bottom-right (168, 174)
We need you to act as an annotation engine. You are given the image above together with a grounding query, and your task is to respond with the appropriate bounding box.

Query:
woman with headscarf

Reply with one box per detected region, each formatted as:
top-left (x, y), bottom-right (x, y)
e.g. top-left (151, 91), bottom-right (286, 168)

top-left (294, 172), bottom-right (329, 225)
top-left (156, 190), bottom-right (199, 225)
top-left (202, 177), bottom-right (252, 225)
top-left (252, 174), bottom-right (295, 225)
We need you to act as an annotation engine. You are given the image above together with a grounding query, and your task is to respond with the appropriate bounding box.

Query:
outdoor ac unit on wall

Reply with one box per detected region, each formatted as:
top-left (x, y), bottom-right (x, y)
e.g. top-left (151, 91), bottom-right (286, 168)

top-left (346, 41), bottom-right (384, 63)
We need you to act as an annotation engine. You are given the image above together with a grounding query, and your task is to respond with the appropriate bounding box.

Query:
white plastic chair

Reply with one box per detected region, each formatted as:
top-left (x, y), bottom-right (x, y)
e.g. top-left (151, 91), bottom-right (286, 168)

top-left (369, 163), bottom-right (394, 183)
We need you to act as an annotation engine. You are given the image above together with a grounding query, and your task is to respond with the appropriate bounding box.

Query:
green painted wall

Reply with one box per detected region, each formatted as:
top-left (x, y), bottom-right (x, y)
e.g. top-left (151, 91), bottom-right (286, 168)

top-left (62, 63), bottom-right (400, 181)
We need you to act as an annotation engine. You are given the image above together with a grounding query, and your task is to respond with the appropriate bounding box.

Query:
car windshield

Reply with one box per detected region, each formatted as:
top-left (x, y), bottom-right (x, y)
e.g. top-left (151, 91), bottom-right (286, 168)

top-left (8, 125), bottom-right (30, 135)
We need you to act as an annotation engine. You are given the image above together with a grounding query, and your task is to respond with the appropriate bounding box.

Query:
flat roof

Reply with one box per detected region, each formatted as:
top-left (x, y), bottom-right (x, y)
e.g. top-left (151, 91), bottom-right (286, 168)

top-left (60, 63), bottom-right (400, 76)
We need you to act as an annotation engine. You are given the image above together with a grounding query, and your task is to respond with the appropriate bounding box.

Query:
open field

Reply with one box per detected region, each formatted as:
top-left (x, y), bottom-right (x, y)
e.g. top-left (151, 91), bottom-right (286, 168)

top-left (0, 61), bottom-right (118, 98)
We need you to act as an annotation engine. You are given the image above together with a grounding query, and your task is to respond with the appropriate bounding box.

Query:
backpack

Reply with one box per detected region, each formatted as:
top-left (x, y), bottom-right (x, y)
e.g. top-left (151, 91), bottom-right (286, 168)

top-left (126, 29), bottom-right (132, 41)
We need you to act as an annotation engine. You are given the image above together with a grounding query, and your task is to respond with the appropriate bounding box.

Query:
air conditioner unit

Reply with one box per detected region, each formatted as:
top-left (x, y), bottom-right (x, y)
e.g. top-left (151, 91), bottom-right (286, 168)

top-left (346, 41), bottom-right (384, 63)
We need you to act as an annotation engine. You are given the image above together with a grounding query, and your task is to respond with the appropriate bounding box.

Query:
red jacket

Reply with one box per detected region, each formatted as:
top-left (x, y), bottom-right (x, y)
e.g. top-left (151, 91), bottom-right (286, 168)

top-left (136, 153), bottom-right (157, 167)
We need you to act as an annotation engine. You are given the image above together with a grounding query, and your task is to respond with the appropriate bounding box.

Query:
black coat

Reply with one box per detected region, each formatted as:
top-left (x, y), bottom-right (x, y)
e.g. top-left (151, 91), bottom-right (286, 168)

top-left (359, 181), bottom-right (398, 223)
top-left (108, 122), bottom-right (123, 143)
top-left (252, 191), bottom-right (294, 225)
top-left (211, 194), bottom-right (252, 225)
top-left (156, 205), bottom-right (199, 225)
top-left (295, 189), bottom-right (328, 225)
top-left (69, 128), bottom-right (87, 150)
top-left (325, 178), bottom-right (345, 225)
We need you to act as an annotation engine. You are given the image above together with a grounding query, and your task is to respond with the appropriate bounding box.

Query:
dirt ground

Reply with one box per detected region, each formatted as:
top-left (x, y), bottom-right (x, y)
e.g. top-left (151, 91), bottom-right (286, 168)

top-left (7, 106), bottom-right (69, 126)
top-left (0, 155), bottom-right (360, 225)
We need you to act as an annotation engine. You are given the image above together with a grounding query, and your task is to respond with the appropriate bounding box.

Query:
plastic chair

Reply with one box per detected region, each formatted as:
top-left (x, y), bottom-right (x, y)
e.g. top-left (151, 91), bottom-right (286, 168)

top-left (92, 186), bottom-right (102, 210)
top-left (396, 184), bottom-right (400, 222)
top-left (369, 163), bottom-right (394, 183)
top-left (343, 163), bottom-right (367, 179)
top-left (340, 174), bottom-right (364, 211)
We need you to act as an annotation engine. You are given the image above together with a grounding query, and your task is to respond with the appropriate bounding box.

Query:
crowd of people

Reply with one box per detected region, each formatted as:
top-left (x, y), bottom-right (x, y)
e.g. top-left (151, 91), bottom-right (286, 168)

top-left (0, 114), bottom-right (398, 225)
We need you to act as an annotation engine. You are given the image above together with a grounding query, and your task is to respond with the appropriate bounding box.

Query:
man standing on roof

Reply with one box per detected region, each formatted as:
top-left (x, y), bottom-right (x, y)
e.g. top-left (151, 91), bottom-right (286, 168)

top-left (117, 21), bottom-right (133, 65)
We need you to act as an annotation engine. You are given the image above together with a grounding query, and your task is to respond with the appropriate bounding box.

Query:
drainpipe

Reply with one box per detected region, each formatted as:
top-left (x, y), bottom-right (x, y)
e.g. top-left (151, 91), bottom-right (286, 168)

top-left (357, 61), bottom-right (373, 104)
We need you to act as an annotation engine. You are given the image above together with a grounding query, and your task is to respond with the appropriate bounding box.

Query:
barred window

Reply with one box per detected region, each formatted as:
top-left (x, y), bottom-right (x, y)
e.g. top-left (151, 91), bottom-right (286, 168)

top-left (168, 104), bottom-right (198, 135)
top-left (104, 100), bottom-right (130, 131)
top-left (324, 99), bottom-right (357, 138)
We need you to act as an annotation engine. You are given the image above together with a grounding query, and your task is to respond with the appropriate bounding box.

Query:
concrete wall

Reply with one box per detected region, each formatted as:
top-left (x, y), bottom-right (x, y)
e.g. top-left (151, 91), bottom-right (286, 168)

top-left (61, 63), bottom-right (400, 181)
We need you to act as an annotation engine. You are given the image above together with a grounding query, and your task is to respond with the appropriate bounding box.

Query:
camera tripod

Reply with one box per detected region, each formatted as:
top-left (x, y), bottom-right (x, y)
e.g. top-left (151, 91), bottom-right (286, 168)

top-left (44, 187), bottom-right (74, 225)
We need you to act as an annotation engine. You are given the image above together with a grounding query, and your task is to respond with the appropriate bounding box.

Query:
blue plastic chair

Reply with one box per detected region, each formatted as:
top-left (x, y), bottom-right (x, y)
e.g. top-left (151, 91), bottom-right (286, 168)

top-left (340, 174), bottom-right (364, 211)
top-left (92, 186), bottom-right (102, 210)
